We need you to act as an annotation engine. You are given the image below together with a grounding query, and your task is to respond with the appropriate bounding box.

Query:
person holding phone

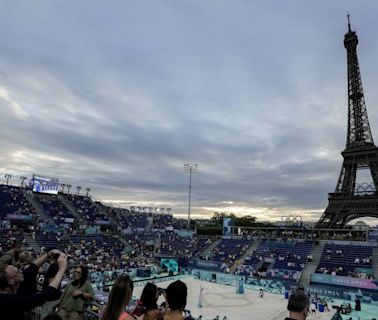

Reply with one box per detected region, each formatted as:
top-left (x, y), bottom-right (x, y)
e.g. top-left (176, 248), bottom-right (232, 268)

top-left (132, 282), bottom-right (166, 320)
top-left (0, 252), bottom-right (67, 320)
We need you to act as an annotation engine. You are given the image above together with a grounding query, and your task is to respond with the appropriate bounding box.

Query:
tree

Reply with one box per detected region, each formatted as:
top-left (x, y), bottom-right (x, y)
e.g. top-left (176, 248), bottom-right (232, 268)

top-left (236, 215), bottom-right (257, 227)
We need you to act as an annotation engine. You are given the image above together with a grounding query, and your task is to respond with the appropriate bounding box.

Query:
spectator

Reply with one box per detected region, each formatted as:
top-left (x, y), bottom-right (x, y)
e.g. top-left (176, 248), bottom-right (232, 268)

top-left (0, 254), bottom-right (12, 267)
top-left (101, 274), bottom-right (134, 320)
top-left (165, 280), bottom-right (188, 320)
top-left (40, 251), bottom-right (63, 319)
top-left (5, 241), bottom-right (22, 266)
top-left (322, 299), bottom-right (330, 311)
top-left (18, 249), bottom-right (62, 295)
top-left (0, 252), bottom-right (67, 320)
top-left (330, 307), bottom-right (343, 320)
top-left (285, 290), bottom-right (309, 320)
top-left (310, 301), bottom-right (316, 316)
top-left (57, 265), bottom-right (94, 320)
top-left (137, 282), bottom-right (165, 320)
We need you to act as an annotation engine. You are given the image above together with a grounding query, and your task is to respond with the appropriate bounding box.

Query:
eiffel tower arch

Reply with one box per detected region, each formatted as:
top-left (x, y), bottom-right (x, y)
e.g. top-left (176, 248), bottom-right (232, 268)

top-left (316, 17), bottom-right (378, 229)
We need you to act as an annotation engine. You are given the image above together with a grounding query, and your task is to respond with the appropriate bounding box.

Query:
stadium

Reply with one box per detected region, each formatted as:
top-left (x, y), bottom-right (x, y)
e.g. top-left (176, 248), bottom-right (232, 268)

top-left (1, 2), bottom-right (378, 320)
top-left (0, 177), bottom-right (377, 319)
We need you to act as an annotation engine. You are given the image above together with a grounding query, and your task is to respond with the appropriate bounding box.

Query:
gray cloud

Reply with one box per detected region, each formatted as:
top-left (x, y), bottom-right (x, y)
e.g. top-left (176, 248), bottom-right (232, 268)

top-left (1, 1), bottom-right (378, 224)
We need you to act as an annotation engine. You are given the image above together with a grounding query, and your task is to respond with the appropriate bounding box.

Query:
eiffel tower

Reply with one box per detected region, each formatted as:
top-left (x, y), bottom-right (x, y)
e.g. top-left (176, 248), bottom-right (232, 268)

top-left (316, 16), bottom-right (378, 229)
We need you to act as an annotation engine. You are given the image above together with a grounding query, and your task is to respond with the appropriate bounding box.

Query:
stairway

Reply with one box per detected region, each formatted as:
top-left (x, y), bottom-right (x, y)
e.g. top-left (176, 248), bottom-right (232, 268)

top-left (372, 247), bottom-right (378, 279)
top-left (58, 194), bottom-right (81, 220)
top-left (94, 201), bottom-right (120, 230)
top-left (298, 241), bottom-right (325, 285)
top-left (23, 190), bottom-right (53, 224)
top-left (230, 238), bottom-right (261, 272)
top-left (244, 238), bottom-right (261, 260)
top-left (117, 235), bottom-right (135, 253)
top-left (201, 238), bottom-right (222, 259)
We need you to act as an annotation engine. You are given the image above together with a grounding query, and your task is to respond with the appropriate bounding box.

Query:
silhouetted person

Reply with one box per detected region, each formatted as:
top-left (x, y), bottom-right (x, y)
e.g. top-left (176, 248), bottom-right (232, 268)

top-left (285, 290), bottom-right (309, 320)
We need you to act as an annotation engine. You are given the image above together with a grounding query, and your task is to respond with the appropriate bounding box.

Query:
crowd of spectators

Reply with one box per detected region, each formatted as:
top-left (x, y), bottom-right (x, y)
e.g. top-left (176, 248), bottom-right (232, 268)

top-left (37, 194), bottom-right (75, 226)
top-left (65, 194), bottom-right (110, 227)
top-left (315, 244), bottom-right (374, 279)
top-left (211, 238), bottom-right (250, 264)
top-left (0, 235), bottom-right (192, 320)
top-left (0, 185), bottom-right (41, 228)
top-left (0, 246), bottom-right (67, 320)
top-left (1, 182), bottom-right (378, 320)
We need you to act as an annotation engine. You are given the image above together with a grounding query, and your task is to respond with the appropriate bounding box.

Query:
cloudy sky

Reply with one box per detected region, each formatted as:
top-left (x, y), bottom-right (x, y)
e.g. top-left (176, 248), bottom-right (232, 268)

top-left (1, 1), bottom-right (378, 223)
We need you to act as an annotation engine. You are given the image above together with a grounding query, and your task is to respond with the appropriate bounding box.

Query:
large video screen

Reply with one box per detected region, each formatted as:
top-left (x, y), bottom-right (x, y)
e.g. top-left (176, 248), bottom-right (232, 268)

top-left (30, 176), bottom-right (60, 195)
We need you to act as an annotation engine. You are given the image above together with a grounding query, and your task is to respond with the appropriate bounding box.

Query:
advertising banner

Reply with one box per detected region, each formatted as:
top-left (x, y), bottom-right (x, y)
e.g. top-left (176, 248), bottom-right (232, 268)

top-left (311, 273), bottom-right (378, 290)
top-left (6, 214), bottom-right (33, 221)
top-left (188, 259), bottom-right (224, 271)
top-left (95, 220), bottom-right (111, 225)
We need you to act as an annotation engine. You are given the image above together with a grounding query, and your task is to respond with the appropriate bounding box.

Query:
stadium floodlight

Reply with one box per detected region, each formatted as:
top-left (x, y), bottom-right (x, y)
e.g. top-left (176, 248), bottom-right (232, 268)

top-left (60, 183), bottom-right (66, 193)
top-left (20, 176), bottom-right (27, 188)
top-left (76, 186), bottom-right (81, 195)
top-left (184, 163), bottom-right (198, 229)
top-left (4, 173), bottom-right (12, 185)
top-left (67, 184), bottom-right (72, 194)
top-left (85, 187), bottom-right (91, 197)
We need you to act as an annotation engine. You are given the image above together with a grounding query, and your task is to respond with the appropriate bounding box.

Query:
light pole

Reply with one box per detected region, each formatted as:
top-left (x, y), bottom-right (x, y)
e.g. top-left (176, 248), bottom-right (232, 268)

top-left (20, 176), bottom-right (27, 188)
top-left (184, 163), bottom-right (198, 229)
top-left (4, 173), bottom-right (12, 185)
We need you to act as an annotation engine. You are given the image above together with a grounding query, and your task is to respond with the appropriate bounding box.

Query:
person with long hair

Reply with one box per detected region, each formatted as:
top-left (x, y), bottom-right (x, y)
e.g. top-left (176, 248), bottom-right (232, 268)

top-left (57, 265), bottom-right (94, 320)
top-left (132, 282), bottom-right (165, 320)
top-left (101, 274), bottom-right (134, 320)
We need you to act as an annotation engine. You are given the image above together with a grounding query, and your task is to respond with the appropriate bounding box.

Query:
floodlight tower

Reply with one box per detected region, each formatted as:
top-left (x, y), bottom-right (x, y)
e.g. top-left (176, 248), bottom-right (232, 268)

top-left (67, 184), bottom-right (72, 195)
top-left (85, 187), bottom-right (91, 197)
top-left (20, 176), bottom-right (27, 188)
top-left (60, 183), bottom-right (66, 193)
top-left (4, 173), bottom-right (12, 185)
top-left (184, 163), bottom-right (198, 229)
top-left (76, 186), bottom-right (81, 195)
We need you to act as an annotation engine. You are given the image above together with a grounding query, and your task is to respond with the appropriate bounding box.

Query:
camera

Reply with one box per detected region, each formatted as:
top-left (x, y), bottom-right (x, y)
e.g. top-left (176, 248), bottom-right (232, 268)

top-left (52, 253), bottom-right (60, 260)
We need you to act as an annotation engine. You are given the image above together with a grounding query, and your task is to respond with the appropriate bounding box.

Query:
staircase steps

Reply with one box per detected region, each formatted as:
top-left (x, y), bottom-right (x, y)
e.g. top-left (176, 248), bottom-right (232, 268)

top-left (58, 194), bottom-right (81, 220)
top-left (230, 238), bottom-right (261, 272)
top-left (200, 238), bottom-right (222, 259)
top-left (117, 235), bottom-right (135, 253)
top-left (298, 241), bottom-right (325, 285)
top-left (94, 201), bottom-right (121, 230)
top-left (23, 190), bottom-right (53, 225)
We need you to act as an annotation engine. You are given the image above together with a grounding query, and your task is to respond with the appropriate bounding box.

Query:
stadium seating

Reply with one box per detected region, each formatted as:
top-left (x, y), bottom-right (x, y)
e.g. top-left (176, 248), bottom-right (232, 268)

top-left (211, 238), bottom-right (251, 264)
top-left (36, 193), bottom-right (75, 225)
top-left (316, 243), bottom-right (373, 278)
top-left (0, 185), bottom-right (37, 224)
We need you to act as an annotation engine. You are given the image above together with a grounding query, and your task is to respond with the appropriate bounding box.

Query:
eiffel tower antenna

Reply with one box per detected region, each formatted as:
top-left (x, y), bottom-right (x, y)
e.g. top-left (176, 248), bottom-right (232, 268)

top-left (316, 20), bottom-right (378, 229)
top-left (347, 13), bottom-right (351, 32)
